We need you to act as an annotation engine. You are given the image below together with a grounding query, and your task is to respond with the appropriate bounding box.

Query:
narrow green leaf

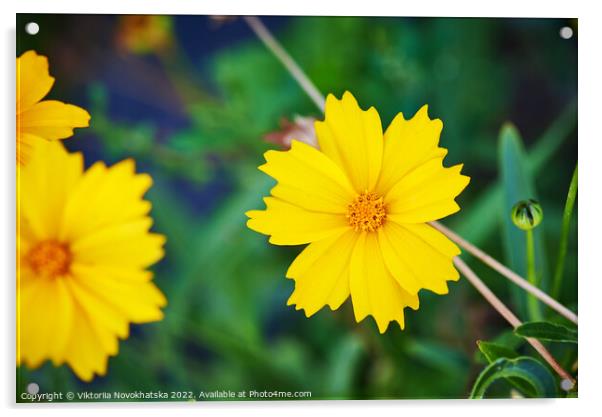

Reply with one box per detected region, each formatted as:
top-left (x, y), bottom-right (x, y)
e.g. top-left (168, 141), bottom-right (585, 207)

top-left (528, 100), bottom-right (577, 171)
top-left (326, 335), bottom-right (365, 397)
top-left (470, 357), bottom-right (558, 399)
top-left (499, 123), bottom-right (548, 319)
top-left (514, 321), bottom-right (578, 344)
top-left (451, 100), bottom-right (576, 246)
top-left (552, 164), bottom-right (578, 299)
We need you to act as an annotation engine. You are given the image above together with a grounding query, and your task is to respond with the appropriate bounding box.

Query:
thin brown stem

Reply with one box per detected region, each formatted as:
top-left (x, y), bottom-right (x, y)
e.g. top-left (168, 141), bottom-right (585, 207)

top-left (243, 16), bottom-right (326, 112)
top-left (454, 257), bottom-right (575, 388)
top-left (431, 221), bottom-right (578, 325)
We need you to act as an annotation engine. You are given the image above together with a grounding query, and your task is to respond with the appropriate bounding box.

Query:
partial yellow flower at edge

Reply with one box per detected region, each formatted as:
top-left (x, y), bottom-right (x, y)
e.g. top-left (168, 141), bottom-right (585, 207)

top-left (17, 140), bottom-right (166, 381)
top-left (16, 50), bottom-right (91, 164)
top-left (246, 91), bottom-right (470, 333)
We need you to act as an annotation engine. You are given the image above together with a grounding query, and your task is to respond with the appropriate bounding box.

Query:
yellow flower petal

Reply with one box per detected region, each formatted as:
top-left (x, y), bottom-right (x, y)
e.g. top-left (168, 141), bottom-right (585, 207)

top-left (18, 276), bottom-right (74, 367)
top-left (16, 51), bottom-right (91, 165)
top-left (286, 229), bottom-right (358, 316)
top-left (19, 99), bottom-right (91, 140)
top-left (260, 140), bottom-right (355, 213)
top-left (72, 302), bottom-right (120, 359)
top-left (59, 159), bottom-right (153, 242)
top-left (64, 276), bottom-right (130, 339)
top-left (386, 158), bottom-right (470, 223)
top-left (349, 233), bottom-right (419, 333)
top-left (315, 91), bottom-right (383, 192)
top-left (71, 218), bottom-right (165, 269)
top-left (71, 264), bottom-right (166, 323)
top-left (16, 132), bottom-right (43, 165)
top-left (16, 50), bottom-right (55, 112)
top-left (376, 105), bottom-right (447, 194)
top-left (376, 228), bottom-right (422, 295)
top-left (402, 222), bottom-right (461, 258)
top-left (62, 307), bottom-right (110, 382)
top-left (246, 197), bottom-right (349, 245)
top-left (19, 140), bottom-right (83, 240)
top-left (379, 222), bottom-right (460, 295)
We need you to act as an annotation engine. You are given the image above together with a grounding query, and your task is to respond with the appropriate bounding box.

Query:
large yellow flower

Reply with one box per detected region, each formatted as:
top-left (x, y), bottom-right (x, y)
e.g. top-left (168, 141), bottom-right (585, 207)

top-left (17, 140), bottom-right (167, 381)
top-left (246, 92), bottom-right (470, 333)
top-left (16, 50), bottom-right (91, 164)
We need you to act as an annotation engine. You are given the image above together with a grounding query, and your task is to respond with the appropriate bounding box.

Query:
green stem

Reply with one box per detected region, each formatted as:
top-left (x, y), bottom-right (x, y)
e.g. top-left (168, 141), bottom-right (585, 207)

top-left (525, 229), bottom-right (542, 320)
top-left (552, 165), bottom-right (578, 299)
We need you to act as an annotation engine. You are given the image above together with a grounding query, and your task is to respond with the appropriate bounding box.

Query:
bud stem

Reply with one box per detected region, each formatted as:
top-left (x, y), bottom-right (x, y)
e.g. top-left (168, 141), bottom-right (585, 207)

top-left (525, 229), bottom-right (543, 320)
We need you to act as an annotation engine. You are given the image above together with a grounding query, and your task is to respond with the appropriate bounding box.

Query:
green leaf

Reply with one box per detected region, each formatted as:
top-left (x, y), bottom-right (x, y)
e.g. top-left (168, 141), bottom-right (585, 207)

top-left (552, 164), bottom-right (578, 299)
top-left (491, 330), bottom-right (525, 350)
top-left (514, 321), bottom-right (578, 344)
top-left (326, 334), bottom-right (365, 397)
top-left (451, 100), bottom-right (576, 246)
top-left (499, 123), bottom-right (548, 319)
top-left (469, 357), bottom-right (558, 399)
top-left (476, 341), bottom-right (536, 397)
top-left (477, 341), bottom-right (519, 362)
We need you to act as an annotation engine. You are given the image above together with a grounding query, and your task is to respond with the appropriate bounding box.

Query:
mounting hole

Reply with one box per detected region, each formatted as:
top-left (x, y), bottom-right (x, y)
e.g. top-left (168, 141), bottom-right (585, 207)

top-left (26, 382), bottom-right (40, 395)
top-left (559, 26), bottom-right (573, 39)
top-left (560, 378), bottom-right (575, 392)
top-left (25, 22), bottom-right (39, 35)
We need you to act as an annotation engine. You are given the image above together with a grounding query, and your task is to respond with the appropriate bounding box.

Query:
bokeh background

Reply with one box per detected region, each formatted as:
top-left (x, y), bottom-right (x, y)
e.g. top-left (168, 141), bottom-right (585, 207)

top-left (16, 15), bottom-right (577, 400)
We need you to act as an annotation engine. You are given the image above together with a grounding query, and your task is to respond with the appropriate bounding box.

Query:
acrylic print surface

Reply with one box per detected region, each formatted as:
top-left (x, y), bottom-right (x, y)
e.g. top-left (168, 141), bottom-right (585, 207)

top-left (16, 14), bottom-right (577, 402)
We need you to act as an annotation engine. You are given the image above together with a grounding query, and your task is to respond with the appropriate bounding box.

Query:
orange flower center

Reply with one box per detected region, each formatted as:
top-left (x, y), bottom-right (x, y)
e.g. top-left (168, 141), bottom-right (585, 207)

top-left (347, 192), bottom-right (387, 232)
top-left (26, 240), bottom-right (72, 278)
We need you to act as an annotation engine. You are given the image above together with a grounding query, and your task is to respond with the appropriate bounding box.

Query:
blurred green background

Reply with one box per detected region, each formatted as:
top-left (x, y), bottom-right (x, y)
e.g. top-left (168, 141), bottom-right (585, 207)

top-left (16, 15), bottom-right (577, 400)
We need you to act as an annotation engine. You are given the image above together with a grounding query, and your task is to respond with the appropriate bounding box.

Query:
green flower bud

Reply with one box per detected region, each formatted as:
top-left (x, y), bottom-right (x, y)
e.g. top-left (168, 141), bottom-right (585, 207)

top-left (511, 199), bottom-right (543, 231)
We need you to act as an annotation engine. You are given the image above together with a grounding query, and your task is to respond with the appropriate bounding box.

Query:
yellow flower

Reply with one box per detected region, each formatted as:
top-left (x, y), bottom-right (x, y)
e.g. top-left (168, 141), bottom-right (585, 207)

top-left (16, 50), bottom-right (91, 164)
top-left (246, 92), bottom-right (470, 332)
top-left (17, 140), bottom-right (167, 381)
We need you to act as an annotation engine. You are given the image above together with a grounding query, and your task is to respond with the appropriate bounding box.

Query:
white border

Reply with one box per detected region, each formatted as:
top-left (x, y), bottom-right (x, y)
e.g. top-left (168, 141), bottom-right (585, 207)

top-left (3, 1), bottom-right (602, 416)
top-left (11, 0), bottom-right (580, 18)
